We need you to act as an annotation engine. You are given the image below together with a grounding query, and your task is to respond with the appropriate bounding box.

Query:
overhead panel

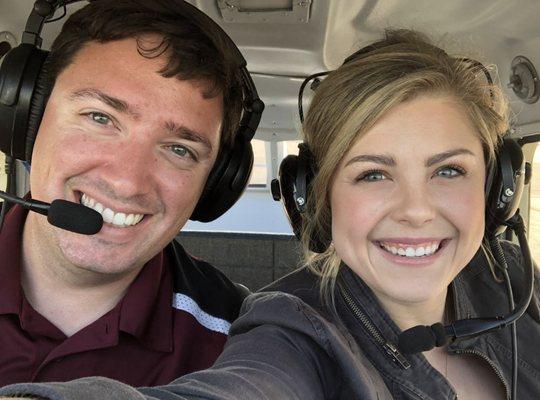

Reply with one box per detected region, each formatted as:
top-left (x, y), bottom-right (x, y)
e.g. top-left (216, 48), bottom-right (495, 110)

top-left (217, 0), bottom-right (312, 23)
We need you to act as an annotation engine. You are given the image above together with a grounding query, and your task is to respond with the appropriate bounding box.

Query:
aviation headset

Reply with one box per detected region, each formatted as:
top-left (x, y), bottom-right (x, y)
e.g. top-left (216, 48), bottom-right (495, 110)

top-left (0, 0), bottom-right (264, 223)
top-left (271, 46), bottom-right (527, 253)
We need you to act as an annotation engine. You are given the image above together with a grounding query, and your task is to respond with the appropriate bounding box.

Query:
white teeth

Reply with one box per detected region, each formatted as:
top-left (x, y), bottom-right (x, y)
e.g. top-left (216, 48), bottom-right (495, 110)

top-left (405, 247), bottom-right (415, 257)
top-left (380, 241), bottom-right (441, 258)
top-left (102, 208), bottom-right (114, 224)
top-left (80, 193), bottom-right (144, 228)
top-left (125, 213), bottom-right (135, 226)
top-left (113, 212), bottom-right (126, 226)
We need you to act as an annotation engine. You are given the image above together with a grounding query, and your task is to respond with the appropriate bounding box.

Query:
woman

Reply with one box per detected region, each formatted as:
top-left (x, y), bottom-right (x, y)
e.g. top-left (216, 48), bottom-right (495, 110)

top-left (1, 29), bottom-right (539, 400)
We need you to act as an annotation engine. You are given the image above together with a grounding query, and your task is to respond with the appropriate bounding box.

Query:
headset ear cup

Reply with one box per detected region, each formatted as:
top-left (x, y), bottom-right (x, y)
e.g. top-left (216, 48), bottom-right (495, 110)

top-left (190, 137), bottom-right (253, 222)
top-left (0, 44), bottom-right (48, 160)
top-left (485, 138), bottom-right (525, 236)
top-left (277, 149), bottom-right (331, 253)
top-left (277, 155), bottom-right (303, 239)
top-left (297, 144), bottom-right (331, 253)
top-left (25, 54), bottom-right (51, 162)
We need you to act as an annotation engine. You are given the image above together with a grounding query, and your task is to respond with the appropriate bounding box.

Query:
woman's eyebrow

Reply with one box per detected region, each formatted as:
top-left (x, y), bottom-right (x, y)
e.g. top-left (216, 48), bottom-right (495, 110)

top-left (345, 148), bottom-right (476, 168)
top-left (425, 148), bottom-right (475, 167)
top-left (345, 154), bottom-right (395, 167)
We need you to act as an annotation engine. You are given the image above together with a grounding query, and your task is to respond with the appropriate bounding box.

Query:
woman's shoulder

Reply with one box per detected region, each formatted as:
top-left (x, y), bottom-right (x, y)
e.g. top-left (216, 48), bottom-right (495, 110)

top-left (462, 240), bottom-right (540, 324)
top-left (228, 268), bottom-right (337, 348)
top-left (500, 239), bottom-right (540, 324)
top-left (235, 283), bottom-right (327, 339)
top-left (261, 266), bottom-right (334, 316)
top-left (499, 239), bottom-right (525, 265)
top-left (262, 265), bottom-right (320, 296)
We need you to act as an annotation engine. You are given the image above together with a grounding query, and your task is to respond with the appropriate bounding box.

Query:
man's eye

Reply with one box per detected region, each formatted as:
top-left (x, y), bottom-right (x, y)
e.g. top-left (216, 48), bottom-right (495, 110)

top-left (170, 144), bottom-right (196, 161)
top-left (87, 112), bottom-right (111, 125)
top-left (436, 165), bottom-right (466, 178)
top-left (356, 170), bottom-right (387, 182)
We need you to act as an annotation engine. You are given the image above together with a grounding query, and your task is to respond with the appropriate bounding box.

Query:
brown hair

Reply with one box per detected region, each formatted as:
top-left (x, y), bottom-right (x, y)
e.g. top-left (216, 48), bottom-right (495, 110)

top-left (46, 0), bottom-right (243, 148)
top-left (300, 29), bottom-right (509, 302)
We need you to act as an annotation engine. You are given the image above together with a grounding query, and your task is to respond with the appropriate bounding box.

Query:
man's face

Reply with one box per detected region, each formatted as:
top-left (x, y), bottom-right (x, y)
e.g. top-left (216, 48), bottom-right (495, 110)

top-left (28, 37), bottom-right (223, 276)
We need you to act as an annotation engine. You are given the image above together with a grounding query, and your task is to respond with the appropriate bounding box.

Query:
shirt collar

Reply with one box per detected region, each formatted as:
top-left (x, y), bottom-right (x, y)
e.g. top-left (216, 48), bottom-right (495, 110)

top-left (0, 201), bottom-right (174, 352)
top-left (118, 249), bottom-right (174, 353)
top-left (0, 203), bottom-right (27, 315)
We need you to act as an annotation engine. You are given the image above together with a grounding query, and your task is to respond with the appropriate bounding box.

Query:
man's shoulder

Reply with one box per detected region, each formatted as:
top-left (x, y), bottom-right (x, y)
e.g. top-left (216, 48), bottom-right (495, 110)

top-left (165, 239), bottom-right (249, 324)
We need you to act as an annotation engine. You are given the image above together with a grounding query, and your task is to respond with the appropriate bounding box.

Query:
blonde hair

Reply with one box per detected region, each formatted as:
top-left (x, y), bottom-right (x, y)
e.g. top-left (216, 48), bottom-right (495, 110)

top-left (300, 29), bottom-right (509, 304)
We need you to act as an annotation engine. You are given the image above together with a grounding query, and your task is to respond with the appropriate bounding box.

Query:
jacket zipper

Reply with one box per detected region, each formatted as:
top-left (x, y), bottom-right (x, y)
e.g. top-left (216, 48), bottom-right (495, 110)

top-left (340, 283), bottom-right (411, 369)
top-left (453, 349), bottom-right (510, 399)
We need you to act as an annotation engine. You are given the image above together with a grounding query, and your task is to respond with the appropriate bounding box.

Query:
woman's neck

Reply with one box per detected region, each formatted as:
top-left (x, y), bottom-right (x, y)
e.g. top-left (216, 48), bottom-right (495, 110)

top-left (374, 287), bottom-right (449, 331)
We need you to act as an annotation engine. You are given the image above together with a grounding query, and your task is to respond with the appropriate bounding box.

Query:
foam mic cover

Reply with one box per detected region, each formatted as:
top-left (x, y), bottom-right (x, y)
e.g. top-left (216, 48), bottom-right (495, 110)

top-left (430, 323), bottom-right (448, 347)
top-left (47, 199), bottom-right (103, 235)
top-left (398, 323), bottom-right (449, 354)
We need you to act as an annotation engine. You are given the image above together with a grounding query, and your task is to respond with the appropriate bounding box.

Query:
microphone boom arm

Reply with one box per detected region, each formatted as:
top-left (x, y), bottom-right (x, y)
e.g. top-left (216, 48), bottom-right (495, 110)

top-left (0, 190), bottom-right (49, 215)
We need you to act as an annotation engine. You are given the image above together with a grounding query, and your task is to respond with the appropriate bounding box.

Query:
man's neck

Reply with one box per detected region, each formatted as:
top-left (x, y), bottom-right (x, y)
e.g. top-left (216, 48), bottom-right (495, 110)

top-left (20, 213), bottom-right (142, 337)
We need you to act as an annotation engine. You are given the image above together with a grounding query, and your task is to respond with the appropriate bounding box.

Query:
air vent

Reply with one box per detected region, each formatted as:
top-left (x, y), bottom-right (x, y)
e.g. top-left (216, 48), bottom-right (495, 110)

top-left (217, 0), bottom-right (312, 23)
top-left (0, 32), bottom-right (17, 60)
top-left (508, 56), bottom-right (539, 104)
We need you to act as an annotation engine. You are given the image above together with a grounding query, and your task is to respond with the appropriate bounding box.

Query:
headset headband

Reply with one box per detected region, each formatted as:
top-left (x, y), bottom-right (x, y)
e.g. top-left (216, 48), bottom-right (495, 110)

top-left (22, 0), bottom-right (264, 146)
top-left (0, 0), bottom-right (264, 222)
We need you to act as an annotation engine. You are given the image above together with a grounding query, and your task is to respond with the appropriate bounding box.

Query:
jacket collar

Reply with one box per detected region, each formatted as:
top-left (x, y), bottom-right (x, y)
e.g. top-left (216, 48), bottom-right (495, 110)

top-left (336, 244), bottom-right (538, 399)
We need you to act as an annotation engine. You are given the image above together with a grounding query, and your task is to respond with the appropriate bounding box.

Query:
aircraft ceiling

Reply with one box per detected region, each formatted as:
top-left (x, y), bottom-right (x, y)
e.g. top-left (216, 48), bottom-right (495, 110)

top-left (1, 0), bottom-right (539, 140)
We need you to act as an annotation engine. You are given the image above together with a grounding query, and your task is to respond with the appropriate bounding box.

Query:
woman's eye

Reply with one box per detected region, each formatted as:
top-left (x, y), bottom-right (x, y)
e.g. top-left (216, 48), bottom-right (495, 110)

top-left (87, 112), bottom-right (112, 126)
top-left (357, 170), bottom-right (387, 182)
top-left (170, 144), bottom-right (196, 161)
top-left (436, 165), bottom-right (466, 178)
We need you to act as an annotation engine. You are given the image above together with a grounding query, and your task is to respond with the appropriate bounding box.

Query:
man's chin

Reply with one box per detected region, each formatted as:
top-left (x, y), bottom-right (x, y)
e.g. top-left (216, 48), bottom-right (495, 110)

top-left (57, 242), bottom-right (144, 279)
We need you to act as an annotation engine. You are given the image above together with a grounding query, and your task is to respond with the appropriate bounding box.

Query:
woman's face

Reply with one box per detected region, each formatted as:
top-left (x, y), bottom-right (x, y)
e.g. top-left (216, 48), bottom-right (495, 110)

top-left (330, 94), bottom-right (486, 307)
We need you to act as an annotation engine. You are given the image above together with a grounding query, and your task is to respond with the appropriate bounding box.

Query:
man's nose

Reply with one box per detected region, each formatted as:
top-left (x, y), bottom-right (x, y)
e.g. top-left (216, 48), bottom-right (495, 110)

top-left (99, 138), bottom-right (156, 198)
top-left (391, 182), bottom-right (436, 228)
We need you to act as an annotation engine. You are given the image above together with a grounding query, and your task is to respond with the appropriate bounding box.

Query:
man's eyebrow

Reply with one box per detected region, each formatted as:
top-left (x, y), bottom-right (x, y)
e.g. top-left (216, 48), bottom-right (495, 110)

top-left (345, 154), bottom-right (396, 167)
top-left (165, 121), bottom-right (213, 152)
top-left (69, 88), bottom-right (141, 119)
top-left (425, 148), bottom-right (475, 167)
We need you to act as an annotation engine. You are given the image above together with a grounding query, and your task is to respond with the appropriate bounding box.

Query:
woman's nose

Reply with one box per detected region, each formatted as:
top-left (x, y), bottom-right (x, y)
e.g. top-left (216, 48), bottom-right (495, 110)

top-left (391, 183), bottom-right (436, 228)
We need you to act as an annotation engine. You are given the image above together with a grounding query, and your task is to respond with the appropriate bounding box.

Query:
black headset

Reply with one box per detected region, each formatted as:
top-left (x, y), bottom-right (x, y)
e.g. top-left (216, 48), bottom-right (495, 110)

top-left (0, 0), bottom-right (264, 223)
top-left (271, 51), bottom-right (528, 252)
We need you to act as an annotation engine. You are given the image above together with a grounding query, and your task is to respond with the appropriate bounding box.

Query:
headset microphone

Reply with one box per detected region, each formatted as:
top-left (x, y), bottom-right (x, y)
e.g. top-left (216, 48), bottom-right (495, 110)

top-left (0, 190), bottom-right (103, 235)
top-left (398, 213), bottom-right (534, 354)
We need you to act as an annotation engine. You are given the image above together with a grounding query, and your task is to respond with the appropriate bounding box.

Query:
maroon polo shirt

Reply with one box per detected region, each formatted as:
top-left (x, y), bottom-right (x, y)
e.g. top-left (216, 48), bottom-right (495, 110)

top-left (0, 204), bottom-right (231, 386)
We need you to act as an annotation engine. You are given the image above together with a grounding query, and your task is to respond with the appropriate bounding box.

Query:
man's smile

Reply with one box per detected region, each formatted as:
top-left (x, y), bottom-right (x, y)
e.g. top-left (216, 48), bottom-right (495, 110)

top-left (80, 192), bottom-right (146, 228)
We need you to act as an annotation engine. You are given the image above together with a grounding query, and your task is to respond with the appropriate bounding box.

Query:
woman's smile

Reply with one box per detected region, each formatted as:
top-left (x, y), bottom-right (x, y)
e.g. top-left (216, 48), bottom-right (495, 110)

top-left (373, 237), bottom-right (452, 266)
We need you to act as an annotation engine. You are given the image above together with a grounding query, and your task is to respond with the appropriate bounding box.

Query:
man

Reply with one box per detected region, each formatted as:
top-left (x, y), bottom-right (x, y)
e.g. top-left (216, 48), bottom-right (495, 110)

top-left (0, 0), bottom-right (260, 386)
